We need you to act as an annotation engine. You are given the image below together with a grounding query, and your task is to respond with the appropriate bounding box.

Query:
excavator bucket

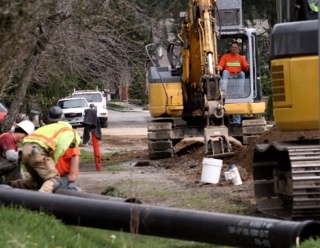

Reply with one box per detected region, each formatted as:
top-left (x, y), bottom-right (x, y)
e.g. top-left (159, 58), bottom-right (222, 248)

top-left (204, 126), bottom-right (234, 158)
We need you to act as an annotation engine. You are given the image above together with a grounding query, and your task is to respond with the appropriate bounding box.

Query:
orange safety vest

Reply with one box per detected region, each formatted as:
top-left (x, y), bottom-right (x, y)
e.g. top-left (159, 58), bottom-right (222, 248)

top-left (218, 53), bottom-right (249, 75)
top-left (56, 147), bottom-right (81, 176)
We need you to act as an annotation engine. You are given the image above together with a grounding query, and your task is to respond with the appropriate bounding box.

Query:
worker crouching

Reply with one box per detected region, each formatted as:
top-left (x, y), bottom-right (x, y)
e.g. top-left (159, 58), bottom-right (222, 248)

top-left (9, 107), bottom-right (81, 193)
top-left (0, 120), bottom-right (35, 184)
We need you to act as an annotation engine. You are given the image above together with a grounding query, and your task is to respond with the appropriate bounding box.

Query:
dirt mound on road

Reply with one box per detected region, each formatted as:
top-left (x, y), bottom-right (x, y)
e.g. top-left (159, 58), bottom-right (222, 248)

top-left (87, 124), bottom-right (320, 182)
top-left (153, 124), bottom-right (320, 179)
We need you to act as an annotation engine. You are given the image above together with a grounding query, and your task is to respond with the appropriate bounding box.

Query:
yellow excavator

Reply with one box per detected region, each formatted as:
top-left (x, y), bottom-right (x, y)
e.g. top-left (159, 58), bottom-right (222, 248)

top-left (253, 0), bottom-right (320, 220)
top-left (145, 0), bottom-right (266, 159)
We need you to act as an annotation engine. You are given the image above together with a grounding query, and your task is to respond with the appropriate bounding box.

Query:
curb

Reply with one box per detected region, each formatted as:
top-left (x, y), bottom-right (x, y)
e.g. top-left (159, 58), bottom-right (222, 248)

top-left (107, 106), bottom-right (142, 112)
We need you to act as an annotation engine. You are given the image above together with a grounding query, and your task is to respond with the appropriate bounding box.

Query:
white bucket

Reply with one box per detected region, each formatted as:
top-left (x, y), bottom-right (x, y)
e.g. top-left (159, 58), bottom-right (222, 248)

top-left (200, 158), bottom-right (223, 184)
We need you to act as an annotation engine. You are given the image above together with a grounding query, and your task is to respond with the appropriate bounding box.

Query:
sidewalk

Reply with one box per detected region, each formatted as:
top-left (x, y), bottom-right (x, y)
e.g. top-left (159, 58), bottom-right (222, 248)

top-left (107, 101), bottom-right (146, 112)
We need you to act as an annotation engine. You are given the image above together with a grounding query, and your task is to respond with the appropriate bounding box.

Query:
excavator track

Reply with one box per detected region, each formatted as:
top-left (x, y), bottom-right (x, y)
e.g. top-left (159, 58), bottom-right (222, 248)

top-left (253, 140), bottom-right (320, 220)
top-left (148, 121), bottom-right (175, 160)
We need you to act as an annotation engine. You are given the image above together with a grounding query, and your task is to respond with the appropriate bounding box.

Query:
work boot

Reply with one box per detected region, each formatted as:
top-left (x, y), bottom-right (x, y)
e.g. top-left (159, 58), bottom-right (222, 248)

top-left (67, 184), bottom-right (82, 191)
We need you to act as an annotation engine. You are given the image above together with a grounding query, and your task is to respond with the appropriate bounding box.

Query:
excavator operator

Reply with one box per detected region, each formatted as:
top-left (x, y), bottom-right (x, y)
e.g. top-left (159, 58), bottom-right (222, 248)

top-left (217, 41), bottom-right (249, 124)
top-left (217, 41), bottom-right (249, 94)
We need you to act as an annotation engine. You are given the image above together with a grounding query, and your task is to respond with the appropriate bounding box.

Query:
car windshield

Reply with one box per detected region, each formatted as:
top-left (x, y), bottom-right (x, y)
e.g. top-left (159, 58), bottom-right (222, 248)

top-left (73, 93), bottom-right (102, 102)
top-left (58, 99), bottom-right (88, 109)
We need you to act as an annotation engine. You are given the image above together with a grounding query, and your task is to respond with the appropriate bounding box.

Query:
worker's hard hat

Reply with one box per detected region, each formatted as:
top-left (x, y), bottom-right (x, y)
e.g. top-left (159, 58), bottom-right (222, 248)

top-left (16, 120), bottom-right (35, 135)
top-left (48, 106), bottom-right (63, 122)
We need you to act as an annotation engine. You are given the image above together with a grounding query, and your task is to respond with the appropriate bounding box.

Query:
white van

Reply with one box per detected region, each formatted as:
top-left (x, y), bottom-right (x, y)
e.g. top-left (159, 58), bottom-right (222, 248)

top-left (71, 89), bottom-right (108, 127)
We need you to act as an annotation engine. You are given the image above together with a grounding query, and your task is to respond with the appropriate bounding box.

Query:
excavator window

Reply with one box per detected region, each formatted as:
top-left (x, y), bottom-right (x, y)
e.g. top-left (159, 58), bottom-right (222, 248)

top-left (217, 35), bottom-right (251, 99)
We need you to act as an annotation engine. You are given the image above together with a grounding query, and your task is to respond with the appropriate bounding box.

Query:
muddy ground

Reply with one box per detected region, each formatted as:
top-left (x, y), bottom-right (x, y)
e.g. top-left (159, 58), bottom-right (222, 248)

top-left (74, 126), bottom-right (320, 216)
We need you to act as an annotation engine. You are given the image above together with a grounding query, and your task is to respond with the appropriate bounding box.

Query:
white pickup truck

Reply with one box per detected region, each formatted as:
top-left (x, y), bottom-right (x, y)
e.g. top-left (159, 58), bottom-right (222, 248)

top-left (57, 97), bottom-right (89, 128)
top-left (71, 90), bottom-right (109, 128)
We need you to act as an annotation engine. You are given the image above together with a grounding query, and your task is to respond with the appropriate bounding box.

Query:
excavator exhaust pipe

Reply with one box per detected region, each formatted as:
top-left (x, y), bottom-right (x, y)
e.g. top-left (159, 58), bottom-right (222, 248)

top-left (0, 186), bottom-right (320, 248)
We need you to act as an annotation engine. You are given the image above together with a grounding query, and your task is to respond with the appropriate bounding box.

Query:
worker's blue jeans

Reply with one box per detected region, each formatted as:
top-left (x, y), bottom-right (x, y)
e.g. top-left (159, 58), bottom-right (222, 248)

top-left (59, 174), bottom-right (81, 191)
top-left (221, 70), bottom-right (245, 125)
top-left (220, 70), bottom-right (245, 93)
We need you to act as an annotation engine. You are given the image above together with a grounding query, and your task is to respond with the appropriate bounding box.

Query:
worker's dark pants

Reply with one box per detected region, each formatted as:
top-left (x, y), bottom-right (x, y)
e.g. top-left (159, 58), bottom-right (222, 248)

top-left (0, 159), bottom-right (22, 184)
top-left (82, 124), bottom-right (95, 144)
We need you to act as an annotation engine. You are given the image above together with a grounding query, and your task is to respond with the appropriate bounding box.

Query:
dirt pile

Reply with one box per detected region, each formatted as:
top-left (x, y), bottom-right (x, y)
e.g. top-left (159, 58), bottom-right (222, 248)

top-left (141, 125), bottom-right (320, 181)
top-left (236, 125), bottom-right (320, 174)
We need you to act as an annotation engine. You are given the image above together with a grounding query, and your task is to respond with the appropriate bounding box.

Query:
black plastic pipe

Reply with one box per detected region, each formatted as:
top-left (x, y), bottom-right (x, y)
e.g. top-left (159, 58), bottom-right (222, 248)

top-left (0, 186), bottom-right (319, 248)
top-left (54, 188), bottom-right (142, 203)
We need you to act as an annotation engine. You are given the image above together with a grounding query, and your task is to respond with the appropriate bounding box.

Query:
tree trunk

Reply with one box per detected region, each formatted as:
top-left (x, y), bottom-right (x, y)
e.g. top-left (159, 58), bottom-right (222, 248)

top-left (1, 54), bottom-right (39, 132)
top-left (0, 11), bottom-right (65, 132)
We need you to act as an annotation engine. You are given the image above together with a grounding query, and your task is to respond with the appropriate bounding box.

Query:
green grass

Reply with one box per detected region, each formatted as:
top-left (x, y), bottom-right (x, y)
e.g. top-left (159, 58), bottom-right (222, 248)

top-left (107, 102), bottom-right (127, 110)
top-left (0, 205), bottom-right (218, 248)
top-left (80, 149), bottom-right (105, 163)
top-left (80, 150), bottom-right (125, 165)
top-left (101, 186), bottom-right (126, 198)
top-left (0, 205), bottom-right (107, 248)
top-left (300, 238), bottom-right (320, 248)
top-left (101, 179), bottom-right (255, 215)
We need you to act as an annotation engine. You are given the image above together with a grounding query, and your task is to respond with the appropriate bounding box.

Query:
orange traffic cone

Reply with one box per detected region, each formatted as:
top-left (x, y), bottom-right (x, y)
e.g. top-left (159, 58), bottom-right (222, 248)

top-left (91, 131), bottom-right (102, 171)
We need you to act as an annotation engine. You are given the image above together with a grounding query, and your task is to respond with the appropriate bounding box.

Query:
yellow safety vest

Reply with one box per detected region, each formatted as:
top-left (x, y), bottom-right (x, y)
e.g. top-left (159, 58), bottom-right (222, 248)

top-left (23, 122), bottom-right (80, 161)
top-left (309, 2), bottom-right (318, 12)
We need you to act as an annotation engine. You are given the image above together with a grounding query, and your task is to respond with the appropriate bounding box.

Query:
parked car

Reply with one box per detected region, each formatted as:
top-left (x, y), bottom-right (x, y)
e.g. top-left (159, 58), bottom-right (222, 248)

top-left (57, 97), bottom-right (89, 128)
top-left (0, 103), bottom-right (8, 123)
top-left (71, 90), bottom-right (108, 128)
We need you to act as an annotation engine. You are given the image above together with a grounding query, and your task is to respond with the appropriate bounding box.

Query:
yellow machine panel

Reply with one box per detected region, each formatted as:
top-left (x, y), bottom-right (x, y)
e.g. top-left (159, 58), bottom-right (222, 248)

top-left (148, 82), bottom-right (183, 117)
top-left (224, 102), bottom-right (265, 116)
top-left (253, 1), bottom-right (320, 221)
top-left (271, 56), bottom-right (319, 130)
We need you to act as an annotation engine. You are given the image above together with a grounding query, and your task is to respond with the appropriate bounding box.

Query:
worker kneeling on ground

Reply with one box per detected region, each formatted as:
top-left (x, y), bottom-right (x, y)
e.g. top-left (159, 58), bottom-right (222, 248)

top-left (49, 106), bottom-right (81, 191)
top-left (9, 106), bottom-right (81, 193)
top-left (0, 120), bottom-right (35, 184)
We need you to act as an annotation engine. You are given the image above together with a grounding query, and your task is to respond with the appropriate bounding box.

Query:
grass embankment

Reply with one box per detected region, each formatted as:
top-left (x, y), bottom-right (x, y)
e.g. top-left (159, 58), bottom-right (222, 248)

top-left (2, 205), bottom-right (320, 247)
top-left (0, 206), bottom-right (214, 247)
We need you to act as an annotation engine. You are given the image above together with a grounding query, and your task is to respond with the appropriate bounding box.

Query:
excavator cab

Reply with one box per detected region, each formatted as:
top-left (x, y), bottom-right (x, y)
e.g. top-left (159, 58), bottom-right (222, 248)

top-left (214, 0), bottom-right (266, 144)
top-left (216, 31), bottom-right (265, 143)
top-left (217, 36), bottom-right (253, 100)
